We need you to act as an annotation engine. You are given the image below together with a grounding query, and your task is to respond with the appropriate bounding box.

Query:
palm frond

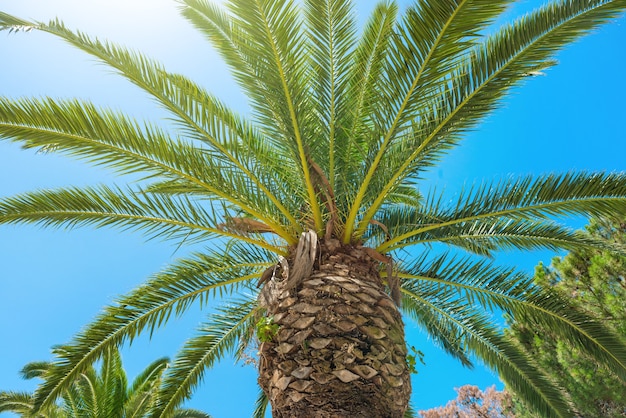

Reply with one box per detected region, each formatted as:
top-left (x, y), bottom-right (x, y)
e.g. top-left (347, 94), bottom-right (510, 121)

top-left (0, 97), bottom-right (202, 180)
top-left (171, 409), bottom-right (213, 418)
top-left (470, 326), bottom-right (572, 418)
top-left (399, 292), bottom-right (473, 367)
top-left (379, 172), bottom-right (626, 252)
top-left (252, 387), bottom-right (269, 418)
top-left (375, 0), bottom-right (512, 136)
top-left (400, 253), bottom-right (626, 383)
top-left (349, 0), bottom-right (626, 237)
top-left (374, 204), bottom-right (621, 256)
top-left (74, 367), bottom-right (99, 417)
top-left (179, 0), bottom-right (306, 145)
top-left (222, 0), bottom-right (322, 230)
top-left (60, 381), bottom-right (82, 418)
top-left (0, 96), bottom-right (295, 240)
top-left (31, 244), bottom-right (270, 411)
top-left (0, 391), bottom-right (37, 415)
top-left (20, 361), bottom-right (52, 380)
top-left (125, 390), bottom-right (155, 418)
top-left (303, 0), bottom-right (356, 187)
top-left (0, 184), bottom-right (213, 239)
top-left (404, 403), bottom-right (418, 418)
top-left (100, 348), bottom-right (128, 418)
top-left (401, 282), bottom-right (572, 417)
top-left (343, 0), bottom-right (511, 240)
top-left (178, 0), bottom-right (287, 150)
top-left (0, 184), bottom-right (284, 253)
top-left (124, 357), bottom-right (168, 417)
top-left (336, 1), bottom-right (398, 219)
top-left (0, 15), bottom-right (300, 241)
top-left (128, 357), bottom-right (169, 396)
top-left (152, 297), bottom-right (257, 417)
top-left (145, 70), bottom-right (303, 235)
top-left (177, 0), bottom-right (309, 213)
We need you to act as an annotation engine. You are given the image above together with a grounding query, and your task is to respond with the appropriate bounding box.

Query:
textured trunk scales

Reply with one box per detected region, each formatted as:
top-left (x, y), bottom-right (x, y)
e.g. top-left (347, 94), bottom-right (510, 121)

top-left (258, 237), bottom-right (411, 417)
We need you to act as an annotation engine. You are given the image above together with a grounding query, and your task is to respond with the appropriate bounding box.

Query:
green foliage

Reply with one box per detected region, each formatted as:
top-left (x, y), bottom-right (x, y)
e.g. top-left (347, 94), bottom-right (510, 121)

top-left (1, 1), bottom-right (626, 417)
top-left (0, 348), bottom-right (212, 417)
top-left (506, 217), bottom-right (626, 417)
top-left (256, 316), bottom-right (280, 343)
top-left (406, 346), bottom-right (425, 375)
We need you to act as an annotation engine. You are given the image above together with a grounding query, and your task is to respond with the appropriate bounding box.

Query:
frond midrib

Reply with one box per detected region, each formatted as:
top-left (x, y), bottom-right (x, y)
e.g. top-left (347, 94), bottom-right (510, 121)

top-left (1, 206), bottom-right (284, 254)
top-left (325, 0), bottom-right (338, 191)
top-left (389, 229), bottom-right (592, 251)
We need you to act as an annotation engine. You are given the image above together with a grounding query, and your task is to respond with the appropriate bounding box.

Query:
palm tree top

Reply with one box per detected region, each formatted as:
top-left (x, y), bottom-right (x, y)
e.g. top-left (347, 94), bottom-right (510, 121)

top-left (1, 1), bottom-right (626, 417)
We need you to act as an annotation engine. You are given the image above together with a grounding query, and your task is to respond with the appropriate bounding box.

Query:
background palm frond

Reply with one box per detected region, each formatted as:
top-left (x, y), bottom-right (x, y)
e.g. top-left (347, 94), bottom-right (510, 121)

top-left (31, 243), bottom-right (269, 410)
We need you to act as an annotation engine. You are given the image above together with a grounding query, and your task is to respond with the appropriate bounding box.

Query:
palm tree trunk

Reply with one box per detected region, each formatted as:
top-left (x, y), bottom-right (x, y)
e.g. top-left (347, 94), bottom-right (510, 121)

top-left (258, 241), bottom-right (411, 417)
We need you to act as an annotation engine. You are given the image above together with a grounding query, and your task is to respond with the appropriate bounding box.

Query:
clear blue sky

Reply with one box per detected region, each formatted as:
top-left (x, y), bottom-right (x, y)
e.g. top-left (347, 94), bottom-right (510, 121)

top-left (0, 1), bottom-right (625, 417)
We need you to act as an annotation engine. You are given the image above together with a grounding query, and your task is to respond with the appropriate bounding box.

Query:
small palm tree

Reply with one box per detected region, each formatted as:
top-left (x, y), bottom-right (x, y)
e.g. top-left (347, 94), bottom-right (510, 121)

top-left (1, 1), bottom-right (626, 417)
top-left (0, 348), bottom-right (211, 417)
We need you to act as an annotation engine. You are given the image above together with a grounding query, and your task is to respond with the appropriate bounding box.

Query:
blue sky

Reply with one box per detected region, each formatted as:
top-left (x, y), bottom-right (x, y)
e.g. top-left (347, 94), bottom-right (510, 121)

top-left (0, 1), bottom-right (625, 417)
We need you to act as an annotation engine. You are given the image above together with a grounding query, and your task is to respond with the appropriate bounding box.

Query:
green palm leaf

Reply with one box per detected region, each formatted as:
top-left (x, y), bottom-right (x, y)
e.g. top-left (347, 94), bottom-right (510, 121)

top-left (338, 1), bottom-right (397, 204)
top-left (379, 172), bottom-right (626, 252)
top-left (401, 253), bottom-right (626, 382)
top-left (401, 283), bottom-right (572, 417)
top-left (218, 0), bottom-right (323, 230)
top-left (0, 184), bottom-right (283, 253)
top-left (375, 206), bottom-right (622, 256)
top-left (124, 357), bottom-right (169, 417)
top-left (1, 349), bottom-right (206, 417)
top-left (303, 0), bottom-right (355, 186)
top-left (98, 348), bottom-right (127, 417)
top-left (399, 289), bottom-right (473, 367)
top-left (31, 244), bottom-right (269, 411)
top-left (0, 391), bottom-right (38, 415)
top-left (0, 18), bottom-right (299, 241)
top-left (152, 297), bottom-right (257, 417)
top-left (342, 0), bottom-right (512, 241)
top-left (350, 0), bottom-right (626, 239)
top-left (0, 96), bottom-right (292, 239)
top-left (171, 410), bottom-right (213, 418)
top-left (252, 387), bottom-right (269, 418)
top-left (0, 97), bottom-right (203, 180)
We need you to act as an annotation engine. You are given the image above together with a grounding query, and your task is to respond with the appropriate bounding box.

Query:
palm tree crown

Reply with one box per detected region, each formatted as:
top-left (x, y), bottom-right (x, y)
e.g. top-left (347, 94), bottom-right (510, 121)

top-left (1, 0), bottom-right (626, 416)
top-left (0, 348), bottom-right (211, 417)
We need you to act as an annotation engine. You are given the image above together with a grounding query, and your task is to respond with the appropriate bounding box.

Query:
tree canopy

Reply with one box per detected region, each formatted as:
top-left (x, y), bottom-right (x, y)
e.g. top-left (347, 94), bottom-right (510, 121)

top-left (506, 217), bottom-right (626, 417)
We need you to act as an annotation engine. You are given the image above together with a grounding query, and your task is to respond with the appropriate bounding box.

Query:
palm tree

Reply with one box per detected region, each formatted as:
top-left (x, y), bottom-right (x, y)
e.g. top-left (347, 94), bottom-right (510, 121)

top-left (1, 0), bottom-right (626, 416)
top-left (0, 348), bottom-right (211, 417)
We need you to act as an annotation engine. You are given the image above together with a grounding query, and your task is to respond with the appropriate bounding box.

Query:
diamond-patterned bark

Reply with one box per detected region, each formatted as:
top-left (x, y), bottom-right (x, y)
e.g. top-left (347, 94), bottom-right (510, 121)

top-left (258, 242), bottom-right (411, 417)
